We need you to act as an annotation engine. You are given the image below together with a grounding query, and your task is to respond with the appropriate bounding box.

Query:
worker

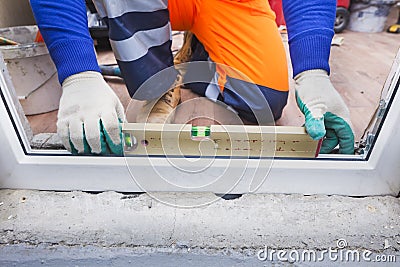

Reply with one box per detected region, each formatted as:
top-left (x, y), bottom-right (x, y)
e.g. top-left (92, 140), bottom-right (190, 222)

top-left (29, 0), bottom-right (354, 156)
top-left (387, 6), bottom-right (400, 34)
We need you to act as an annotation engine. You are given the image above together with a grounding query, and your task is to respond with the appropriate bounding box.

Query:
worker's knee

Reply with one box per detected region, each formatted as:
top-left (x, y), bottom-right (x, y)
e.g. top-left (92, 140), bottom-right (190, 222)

top-left (222, 78), bottom-right (288, 123)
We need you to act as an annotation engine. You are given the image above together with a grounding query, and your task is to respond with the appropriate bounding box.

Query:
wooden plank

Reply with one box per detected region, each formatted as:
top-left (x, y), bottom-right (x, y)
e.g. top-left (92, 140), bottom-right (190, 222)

top-left (122, 123), bottom-right (320, 158)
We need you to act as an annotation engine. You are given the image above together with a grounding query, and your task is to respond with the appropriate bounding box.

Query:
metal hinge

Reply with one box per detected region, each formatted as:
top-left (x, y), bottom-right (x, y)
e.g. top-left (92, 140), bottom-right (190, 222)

top-left (377, 99), bottom-right (388, 118)
top-left (358, 99), bottom-right (388, 156)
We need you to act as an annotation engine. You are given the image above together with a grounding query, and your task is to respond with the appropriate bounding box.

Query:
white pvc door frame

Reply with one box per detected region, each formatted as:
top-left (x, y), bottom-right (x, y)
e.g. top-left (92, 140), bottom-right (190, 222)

top-left (0, 52), bottom-right (399, 196)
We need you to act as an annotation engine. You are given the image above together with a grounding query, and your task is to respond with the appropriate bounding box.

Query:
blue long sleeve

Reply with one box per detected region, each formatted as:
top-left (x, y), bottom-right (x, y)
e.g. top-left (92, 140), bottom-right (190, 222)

top-left (30, 0), bottom-right (100, 84)
top-left (282, 0), bottom-right (336, 77)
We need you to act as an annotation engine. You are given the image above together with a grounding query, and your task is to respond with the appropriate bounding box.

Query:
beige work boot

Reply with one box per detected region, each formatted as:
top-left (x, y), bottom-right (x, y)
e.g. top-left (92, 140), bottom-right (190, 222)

top-left (136, 77), bottom-right (181, 123)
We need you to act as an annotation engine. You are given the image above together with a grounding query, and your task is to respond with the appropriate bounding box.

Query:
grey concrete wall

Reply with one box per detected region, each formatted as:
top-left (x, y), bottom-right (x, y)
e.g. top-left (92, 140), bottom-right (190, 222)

top-left (0, 1), bottom-right (36, 28)
top-left (0, 189), bottom-right (399, 266)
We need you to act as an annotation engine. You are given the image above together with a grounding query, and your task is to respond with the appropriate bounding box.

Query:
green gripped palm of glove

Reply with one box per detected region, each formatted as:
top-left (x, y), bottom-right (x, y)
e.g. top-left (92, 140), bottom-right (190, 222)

top-left (57, 71), bottom-right (126, 155)
top-left (68, 119), bottom-right (124, 155)
top-left (294, 70), bottom-right (354, 154)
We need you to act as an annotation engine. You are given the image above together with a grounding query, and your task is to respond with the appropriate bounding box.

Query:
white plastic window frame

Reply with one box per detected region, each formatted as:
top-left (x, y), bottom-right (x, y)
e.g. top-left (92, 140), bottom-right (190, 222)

top-left (0, 51), bottom-right (399, 196)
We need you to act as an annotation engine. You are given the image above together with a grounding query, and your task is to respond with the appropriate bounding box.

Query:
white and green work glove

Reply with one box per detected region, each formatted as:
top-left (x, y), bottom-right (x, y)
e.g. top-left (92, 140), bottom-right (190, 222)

top-left (295, 70), bottom-right (354, 154)
top-left (57, 71), bottom-right (125, 155)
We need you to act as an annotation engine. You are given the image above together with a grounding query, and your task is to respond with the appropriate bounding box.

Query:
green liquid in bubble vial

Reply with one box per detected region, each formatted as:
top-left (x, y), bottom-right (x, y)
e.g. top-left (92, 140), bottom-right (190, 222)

top-left (191, 126), bottom-right (211, 140)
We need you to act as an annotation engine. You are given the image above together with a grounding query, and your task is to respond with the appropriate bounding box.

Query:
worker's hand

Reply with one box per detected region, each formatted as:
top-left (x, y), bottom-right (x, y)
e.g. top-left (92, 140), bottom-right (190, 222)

top-left (295, 70), bottom-right (354, 154)
top-left (57, 71), bottom-right (125, 155)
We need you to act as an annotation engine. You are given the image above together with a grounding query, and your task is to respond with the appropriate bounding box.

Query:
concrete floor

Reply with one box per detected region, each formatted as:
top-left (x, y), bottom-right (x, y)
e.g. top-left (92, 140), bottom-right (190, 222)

top-left (0, 190), bottom-right (399, 266)
top-left (0, 244), bottom-right (394, 266)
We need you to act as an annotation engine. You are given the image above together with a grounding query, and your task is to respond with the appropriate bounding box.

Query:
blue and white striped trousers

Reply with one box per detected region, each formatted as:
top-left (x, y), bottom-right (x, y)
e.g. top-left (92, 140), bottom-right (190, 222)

top-left (93, 0), bottom-right (178, 100)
